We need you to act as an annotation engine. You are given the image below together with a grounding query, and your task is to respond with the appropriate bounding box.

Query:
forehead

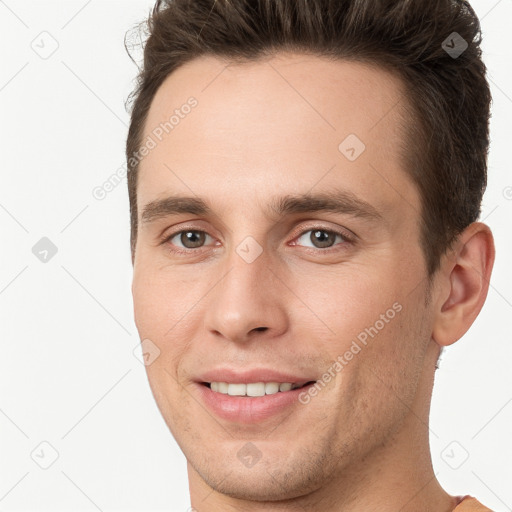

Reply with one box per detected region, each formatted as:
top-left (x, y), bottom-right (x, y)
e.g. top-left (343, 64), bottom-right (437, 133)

top-left (137, 53), bottom-right (419, 224)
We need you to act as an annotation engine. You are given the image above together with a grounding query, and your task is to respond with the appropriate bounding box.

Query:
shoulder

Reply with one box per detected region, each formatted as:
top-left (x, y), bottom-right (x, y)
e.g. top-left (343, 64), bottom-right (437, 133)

top-left (453, 495), bottom-right (494, 511)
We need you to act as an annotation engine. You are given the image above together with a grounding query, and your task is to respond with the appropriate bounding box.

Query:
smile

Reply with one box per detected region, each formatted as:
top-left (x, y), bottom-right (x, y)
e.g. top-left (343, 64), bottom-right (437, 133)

top-left (205, 381), bottom-right (315, 397)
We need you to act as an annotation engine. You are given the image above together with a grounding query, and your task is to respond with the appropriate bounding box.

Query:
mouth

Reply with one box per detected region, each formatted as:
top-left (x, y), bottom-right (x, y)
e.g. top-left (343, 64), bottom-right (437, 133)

top-left (196, 379), bottom-right (318, 423)
top-left (202, 381), bottom-right (316, 397)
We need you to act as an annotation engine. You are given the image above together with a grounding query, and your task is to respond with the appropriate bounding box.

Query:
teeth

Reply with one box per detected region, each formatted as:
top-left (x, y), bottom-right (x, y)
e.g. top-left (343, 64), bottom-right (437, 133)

top-left (227, 383), bottom-right (247, 396)
top-left (209, 381), bottom-right (303, 396)
top-left (265, 382), bottom-right (279, 395)
top-left (247, 382), bottom-right (265, 397)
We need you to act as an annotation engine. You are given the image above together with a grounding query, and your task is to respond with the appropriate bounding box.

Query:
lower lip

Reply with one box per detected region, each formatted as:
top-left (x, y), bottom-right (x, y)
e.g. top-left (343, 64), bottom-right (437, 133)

top-left (195, 383), bottom-right (315, 424)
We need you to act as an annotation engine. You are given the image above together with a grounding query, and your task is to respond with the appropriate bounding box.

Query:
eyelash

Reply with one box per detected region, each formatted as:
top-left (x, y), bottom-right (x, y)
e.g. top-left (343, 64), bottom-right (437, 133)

top-left (159, 225), bottom-right (355, 256)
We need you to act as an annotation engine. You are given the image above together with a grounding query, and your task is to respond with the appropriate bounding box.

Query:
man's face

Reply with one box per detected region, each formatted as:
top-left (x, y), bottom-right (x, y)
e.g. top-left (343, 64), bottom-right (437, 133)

top-left (132, 54), bottom-right (438, 501)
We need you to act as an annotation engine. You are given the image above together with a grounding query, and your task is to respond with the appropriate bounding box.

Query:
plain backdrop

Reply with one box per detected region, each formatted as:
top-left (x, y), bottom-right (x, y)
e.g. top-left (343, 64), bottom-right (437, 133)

top-left (0, 1), bottom-right (511, 511)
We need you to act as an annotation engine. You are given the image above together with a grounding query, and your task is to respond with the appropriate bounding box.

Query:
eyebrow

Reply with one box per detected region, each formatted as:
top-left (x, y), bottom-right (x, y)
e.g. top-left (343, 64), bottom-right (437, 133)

top-left (140, 189), bottom-right (383, 225)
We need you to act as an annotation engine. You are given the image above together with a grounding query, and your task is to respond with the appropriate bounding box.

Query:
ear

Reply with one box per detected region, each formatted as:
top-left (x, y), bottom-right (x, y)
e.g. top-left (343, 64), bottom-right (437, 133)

top-left (432, 222), bottom-right (495, 347)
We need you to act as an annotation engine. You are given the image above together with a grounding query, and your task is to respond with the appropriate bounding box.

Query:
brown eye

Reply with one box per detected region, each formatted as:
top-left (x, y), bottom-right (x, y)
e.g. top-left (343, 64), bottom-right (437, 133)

top-left (295, 228), bottom-right (348, 250)
top-left (163, 230), bottom-right (213, 252)
top-left (177, 231), bottom-right (207, 249)
top-left (311, 230), bottom-right (337, 248)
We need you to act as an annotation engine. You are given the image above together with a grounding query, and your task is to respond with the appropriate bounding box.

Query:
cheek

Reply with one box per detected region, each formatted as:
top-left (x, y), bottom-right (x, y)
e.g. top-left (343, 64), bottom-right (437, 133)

top-left (132, 268), bottom-right (196, 431)
top-left (296, 264), bottom-right (426, 399)
top-left (294, 265), bottom-right (403, 344)
top-left (132, 265), bottom-right (192, 338)
top-left (132, 266), bottom-right (212, 388)
top-left (348, 287), bottom-right (430, 413)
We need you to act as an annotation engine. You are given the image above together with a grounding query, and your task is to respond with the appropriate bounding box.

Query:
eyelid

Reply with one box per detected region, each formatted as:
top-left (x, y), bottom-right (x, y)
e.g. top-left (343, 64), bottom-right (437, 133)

top-left (288, 222), bottom-right (357, 244)
top-left (160, 222), bottom-right (356, 253)
top-left (160, 227), bottom-right (215, 253)
top-left (159, 222), bottom-right (216, 245)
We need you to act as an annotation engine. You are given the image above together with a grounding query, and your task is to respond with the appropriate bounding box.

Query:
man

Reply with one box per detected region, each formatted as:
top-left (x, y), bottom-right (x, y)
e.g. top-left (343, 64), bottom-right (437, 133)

top-left (127, 0), bottom-right (496, 510)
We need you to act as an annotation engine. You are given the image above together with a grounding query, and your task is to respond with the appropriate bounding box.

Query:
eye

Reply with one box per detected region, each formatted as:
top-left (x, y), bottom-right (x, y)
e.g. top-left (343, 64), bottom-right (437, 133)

top-left (160, 225), bottom-right (354, 255)
top-left (164, 230), bottom-right (214, 252)
top-left (293, 227), bottom-right (352, 250)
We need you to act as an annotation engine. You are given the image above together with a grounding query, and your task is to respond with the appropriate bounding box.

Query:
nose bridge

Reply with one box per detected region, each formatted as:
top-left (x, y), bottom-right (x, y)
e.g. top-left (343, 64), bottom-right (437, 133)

top-left (203, 237), bottom-right (287, 342)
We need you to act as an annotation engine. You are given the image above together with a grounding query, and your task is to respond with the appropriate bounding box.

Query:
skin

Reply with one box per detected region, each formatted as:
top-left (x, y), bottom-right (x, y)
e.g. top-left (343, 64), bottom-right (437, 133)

top-left (131, 53), bottom-right (495, 511)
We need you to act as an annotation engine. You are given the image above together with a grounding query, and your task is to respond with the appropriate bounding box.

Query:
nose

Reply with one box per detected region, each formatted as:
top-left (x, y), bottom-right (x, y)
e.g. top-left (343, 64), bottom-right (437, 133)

top-left (202, 242), bottom-right (289, 345)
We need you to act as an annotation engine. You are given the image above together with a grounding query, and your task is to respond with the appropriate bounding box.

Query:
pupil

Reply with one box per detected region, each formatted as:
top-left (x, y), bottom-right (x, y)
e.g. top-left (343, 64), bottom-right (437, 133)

top-left (313, 230), bottom-right (333, 248)
top-left (183, 231), bottom-right (204, 248)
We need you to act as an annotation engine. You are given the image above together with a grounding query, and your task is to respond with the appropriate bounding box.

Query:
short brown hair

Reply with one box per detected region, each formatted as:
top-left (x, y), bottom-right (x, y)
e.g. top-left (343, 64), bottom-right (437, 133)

top-left (125, 0), bottom-right (491, 276)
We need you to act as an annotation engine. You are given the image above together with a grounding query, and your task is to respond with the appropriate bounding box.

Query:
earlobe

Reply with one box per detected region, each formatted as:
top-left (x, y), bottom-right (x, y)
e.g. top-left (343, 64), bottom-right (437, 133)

top-left (432, 222), bottom-right (495, 347)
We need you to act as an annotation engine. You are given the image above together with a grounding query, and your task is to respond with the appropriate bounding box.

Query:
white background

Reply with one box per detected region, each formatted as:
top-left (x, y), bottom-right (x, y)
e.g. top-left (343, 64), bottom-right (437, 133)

top-left (0, 1), bottom-right (510, 511)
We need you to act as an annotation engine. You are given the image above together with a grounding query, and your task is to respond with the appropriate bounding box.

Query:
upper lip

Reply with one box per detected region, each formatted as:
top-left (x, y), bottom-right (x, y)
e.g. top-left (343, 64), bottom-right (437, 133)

top-left (196, 368), bottom-right (317, 385)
